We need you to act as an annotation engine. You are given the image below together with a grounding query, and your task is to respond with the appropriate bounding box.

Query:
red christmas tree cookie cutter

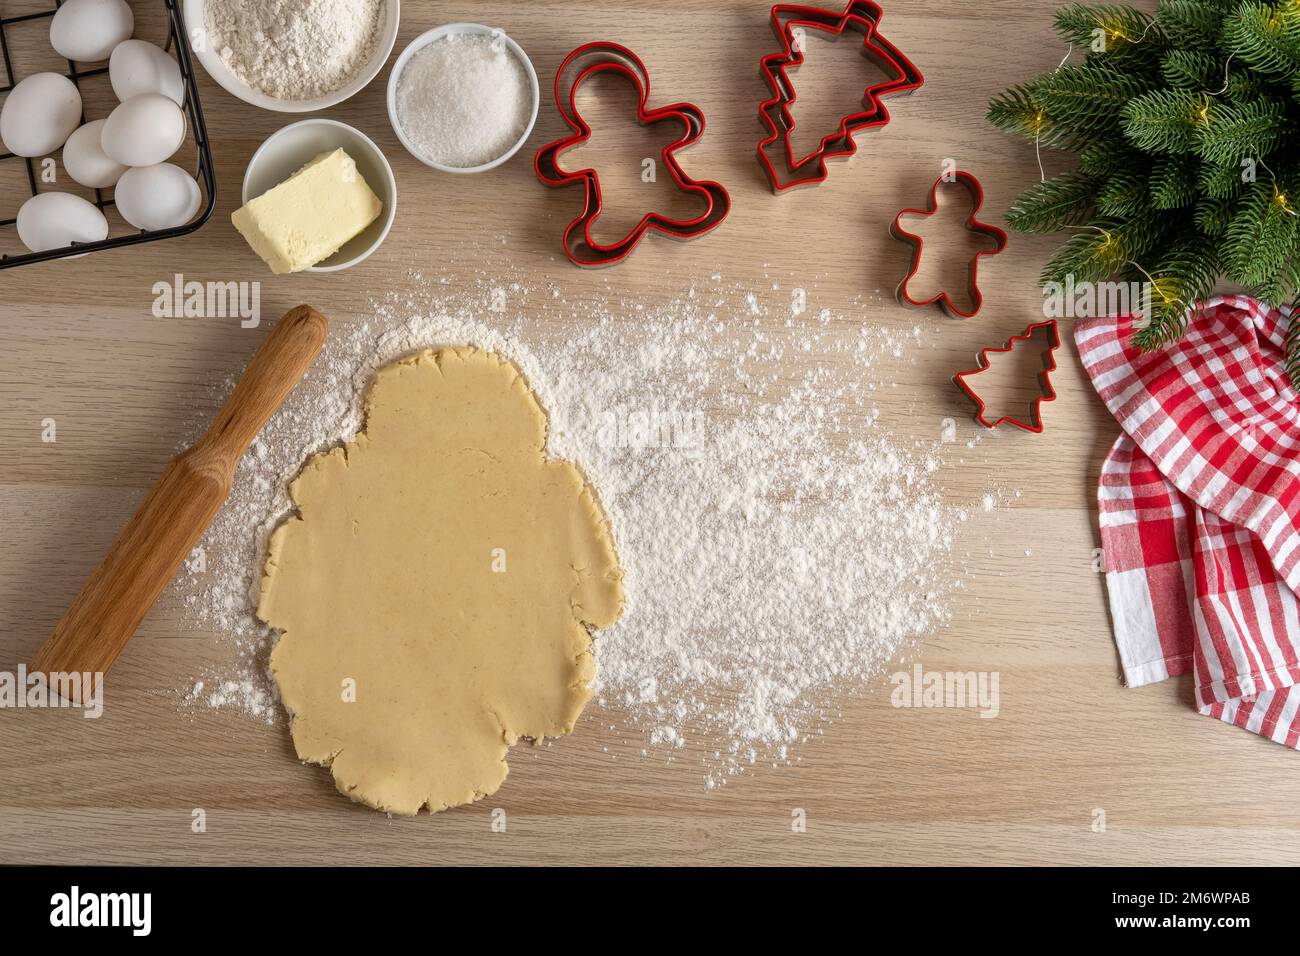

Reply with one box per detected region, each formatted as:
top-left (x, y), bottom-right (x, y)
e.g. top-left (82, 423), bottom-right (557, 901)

top-left (889, 170), bottom-right (1008, 319)
top-left (534, 41), bottom-right (730, 267)
top-left (953, 319), bottom-right (1060, 433)
top-left (757, 1), bottom-right (924, 192)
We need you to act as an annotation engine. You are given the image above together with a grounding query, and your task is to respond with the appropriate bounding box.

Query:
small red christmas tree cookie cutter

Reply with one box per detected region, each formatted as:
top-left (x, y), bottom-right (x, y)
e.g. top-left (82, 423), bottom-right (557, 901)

top-left (890, 170), bottom-right (1008, 318)
top-left (953, 319), bottom-right (1060, 433)
top-left (534, 41), bottom-right (730, 267)
top-left (757, 1), bottom-right (924, 192)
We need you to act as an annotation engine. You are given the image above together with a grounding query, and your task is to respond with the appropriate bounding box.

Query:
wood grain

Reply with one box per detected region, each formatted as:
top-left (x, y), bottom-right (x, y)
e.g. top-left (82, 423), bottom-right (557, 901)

top-left (30, 305), bottom-right (326, 676)
top-left (3, 0), bottom-right (1298, 866)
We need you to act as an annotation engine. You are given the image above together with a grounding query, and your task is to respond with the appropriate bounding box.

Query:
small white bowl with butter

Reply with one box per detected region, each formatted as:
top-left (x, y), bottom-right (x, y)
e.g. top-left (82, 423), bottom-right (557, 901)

top-left (238, 119), bottom-right (396, 273)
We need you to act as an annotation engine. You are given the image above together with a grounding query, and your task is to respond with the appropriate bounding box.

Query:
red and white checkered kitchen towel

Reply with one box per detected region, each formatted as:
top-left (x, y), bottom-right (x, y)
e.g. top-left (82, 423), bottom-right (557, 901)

top-left (1076, 294), bottom-right (1300, 748)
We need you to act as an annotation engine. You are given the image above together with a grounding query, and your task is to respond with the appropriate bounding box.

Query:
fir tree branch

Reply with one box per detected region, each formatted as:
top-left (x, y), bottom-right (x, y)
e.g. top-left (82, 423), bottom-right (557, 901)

top-left (1225, 177), bottom-right (1300, 302)
top-left (1161, 49), bottom-right (1216, 87)
top-left (986, 83), bottom-right (1087, 149)
top-left (1223, 1), bottom-right (1300, 80)
top-left (1285, 292), bottom-right (1300, 387)
top-left (1040, 217), bottom-right (1167, 286)
top-left (1122, 88), bottom-right (1202, 152)
top-left (1038, 64), bottom-right (1159, 138)
top-left (1131, 232), bottom-right (1221, 348)
top-left (1115, 208), bottom-right (1171, 262)
top-left (1042, 229), bottom-right (1119, 286)
top-left (986, 0), bottom-right (1300, 343)
top-left (1196, 97), bottom-right (1287, 165)
top-left (986, 83), bottom-right (1040, 138)
top-left (1079, 139), bottom-right (1146, 175)
top-left (1198, 158), bottom-right (1248, 198)
top-left (1098, 169), bottom-right (1150, 216)
top-left (1226, 67), bottom-right (1266, 103)
top-left (1056, 2), bottom-right (1157, 49)
top-left (1195, 195), bottom-right (1234, 235)
top-left (1156, 0), bottom-right (1228, 54)
top-left (1151, 154), bottom-right (1200, 208)
top-left (1004, 171), bottom-right (1098, 232)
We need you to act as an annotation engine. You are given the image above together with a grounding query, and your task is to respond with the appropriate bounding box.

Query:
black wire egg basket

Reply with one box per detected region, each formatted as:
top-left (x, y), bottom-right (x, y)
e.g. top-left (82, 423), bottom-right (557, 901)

top-left (0, 0), bottom-right (215, 269)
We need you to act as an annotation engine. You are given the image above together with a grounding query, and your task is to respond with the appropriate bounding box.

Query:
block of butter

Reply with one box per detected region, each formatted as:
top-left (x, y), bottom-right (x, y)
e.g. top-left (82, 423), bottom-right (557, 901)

top-left (232, 148), bottom-right (382, 274)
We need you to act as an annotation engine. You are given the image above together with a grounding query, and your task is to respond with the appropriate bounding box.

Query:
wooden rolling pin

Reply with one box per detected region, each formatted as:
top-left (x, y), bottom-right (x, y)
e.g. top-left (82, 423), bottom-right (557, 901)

top-left (32, 305), bottom-right (329, 677)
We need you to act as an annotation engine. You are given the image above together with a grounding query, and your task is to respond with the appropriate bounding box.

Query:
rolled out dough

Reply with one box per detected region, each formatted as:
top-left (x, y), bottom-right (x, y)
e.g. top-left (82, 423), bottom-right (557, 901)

top-left (257, 347), bottom-right (624, 815)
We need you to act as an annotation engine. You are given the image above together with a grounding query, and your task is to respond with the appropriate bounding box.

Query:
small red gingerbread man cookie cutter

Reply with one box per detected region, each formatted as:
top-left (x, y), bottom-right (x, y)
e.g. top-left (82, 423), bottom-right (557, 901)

top-left (889, 170), bottom-right (1008, 319)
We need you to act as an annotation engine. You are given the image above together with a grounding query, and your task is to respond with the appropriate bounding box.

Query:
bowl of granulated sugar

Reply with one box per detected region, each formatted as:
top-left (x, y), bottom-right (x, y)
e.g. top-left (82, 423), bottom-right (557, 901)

top-left (387, 24), bottom-right (539, 173)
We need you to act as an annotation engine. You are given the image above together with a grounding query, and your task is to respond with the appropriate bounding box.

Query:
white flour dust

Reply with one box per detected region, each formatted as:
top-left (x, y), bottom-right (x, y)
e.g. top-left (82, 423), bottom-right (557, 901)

top-left (181, 275), bottom-right (971, 786)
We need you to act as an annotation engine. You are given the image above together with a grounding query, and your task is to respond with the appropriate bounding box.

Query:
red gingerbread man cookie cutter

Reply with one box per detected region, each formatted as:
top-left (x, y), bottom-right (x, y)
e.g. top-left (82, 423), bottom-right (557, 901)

top-left (890, 170), bottom-right (1008, 319)
top-left (534, 41), bottom-right (730, 267)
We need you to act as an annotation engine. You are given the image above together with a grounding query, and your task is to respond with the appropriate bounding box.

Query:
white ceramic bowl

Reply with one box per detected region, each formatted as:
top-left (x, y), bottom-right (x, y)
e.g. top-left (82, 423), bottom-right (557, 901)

top-left (184, 0), bottom-right (400, 112)
top-left (241, 119), bottom-right (396, 272)
top-left (386, 23), bottom-right (540, 173)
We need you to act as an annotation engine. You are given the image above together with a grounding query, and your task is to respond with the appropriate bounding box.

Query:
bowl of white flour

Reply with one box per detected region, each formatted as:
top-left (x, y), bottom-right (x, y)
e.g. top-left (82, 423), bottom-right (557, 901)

top-left (185, 0), bottom-right (400, 112)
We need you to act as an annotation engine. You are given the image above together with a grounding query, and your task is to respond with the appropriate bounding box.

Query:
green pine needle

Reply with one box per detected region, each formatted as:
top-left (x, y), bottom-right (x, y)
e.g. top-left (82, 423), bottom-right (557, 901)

top-left (1079, 140), bottom-right (1144, 175)
top-left (990, 0), bottom-right (1300, 366)
top-left (1156, 0), bottom-right (1227, 53)
top-left (1285, 294), bottom-right (1300, 387)
top-left (1122, 88), bottom-right (1202, 152)
top-left (1055, 3), bottom-right (1158, 48)
top-left (1227, 68), bottom-right (1267, 103)
top-left (985, 83), bottom-right (1088, 149)
top-left (1038, 64), bottom-right (1158, 138)
top-left (1041, 230), bottom-right (1118, 287)
top-left (1098, 170), bottom-right (1151, 216)
top-left (1151, 155), bottom-right (1200, 208)
top-left (986, 84), bottom-right (1040, 137)
top-left (1161, 49), bottom-right (1217, 86)
top-left (1040, 218), bottom-right (1165, 286)
top-left (1131, 233), bottom-right (1221, 348)
top-left (1195, 196), bottom-right (1235, 235)
top-left (1005, 172), bottom-right (1099, 232)
top-left (1198, 159), bottom-right (1249, 198)
top-left (1225, 178), bottom-right (1300, 301)
top-left (1223, 1), bottom-right (1300, 79)
top-left (1196, 97), bottom-right (1287, 164)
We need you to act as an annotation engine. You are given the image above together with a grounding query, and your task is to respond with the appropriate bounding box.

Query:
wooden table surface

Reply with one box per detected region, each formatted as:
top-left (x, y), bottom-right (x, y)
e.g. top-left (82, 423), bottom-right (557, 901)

top-left (3, 0), bottom-right (1297, 867)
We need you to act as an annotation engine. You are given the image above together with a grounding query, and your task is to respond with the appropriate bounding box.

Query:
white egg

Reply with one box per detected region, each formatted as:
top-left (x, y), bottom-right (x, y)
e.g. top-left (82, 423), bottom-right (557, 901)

top-left (101, 93), bottom-right (185, 167)
top-left (16, 192), bottom-right (109, 253)
top-left (62, 120), bottom-right (127, 188)
top-left (49, 0), bottom-right (134, 62)
top-left (0, 72), bottom-right (82, 158)
top-left (109, 39), bottom-right (184, 105)
top-left (114, 163), bottom-right (200, 230)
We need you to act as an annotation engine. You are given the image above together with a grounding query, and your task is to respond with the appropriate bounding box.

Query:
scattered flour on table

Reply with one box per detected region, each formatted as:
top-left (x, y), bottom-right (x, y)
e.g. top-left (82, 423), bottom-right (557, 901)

top-left (180, 276), bottom-right (971, 787)
top-left (204, 0), bottom-right (384, 101)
